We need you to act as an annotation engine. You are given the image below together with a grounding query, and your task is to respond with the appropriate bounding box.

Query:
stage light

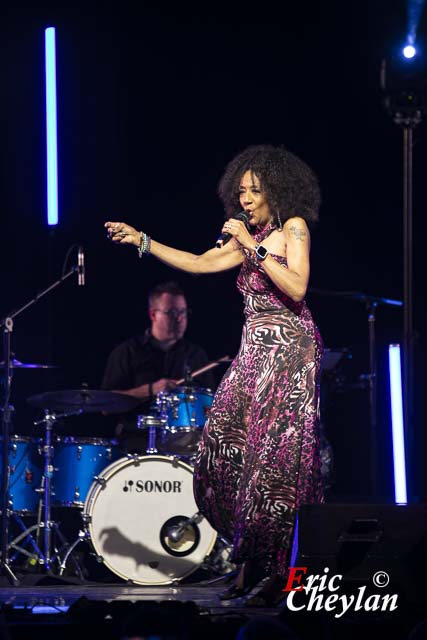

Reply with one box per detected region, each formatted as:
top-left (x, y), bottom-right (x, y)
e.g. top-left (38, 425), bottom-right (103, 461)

top-left (403, 44), bottom-right (417, 59)
top-left (381, 45), bottom-right (427, 119)
top-left (388, 344), bottom-right (407, 505)
top-left (45, 27), bottom-right (59, 226)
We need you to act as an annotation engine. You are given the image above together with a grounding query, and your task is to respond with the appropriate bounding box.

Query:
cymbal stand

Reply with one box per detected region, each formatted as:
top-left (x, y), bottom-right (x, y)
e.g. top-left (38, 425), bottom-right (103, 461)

top-left (36, 410), bottom-right (55, 569)
top-left (1, 258), bottom-right (80, 583)
top-left (309, 289), bottom-right (403, 497)
top-left (7, 408), bottom-right (85, 578)
top-left (146, 424), bottom-right (158, 454)
top-left (30, 409), bottom-right (84, 573)
top-left (357, 295), bottom-right (402, 497)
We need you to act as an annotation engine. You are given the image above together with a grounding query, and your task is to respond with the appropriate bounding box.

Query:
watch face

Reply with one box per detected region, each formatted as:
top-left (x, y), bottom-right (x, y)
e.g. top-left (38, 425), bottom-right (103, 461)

top-left (256, 245), bottom-right (268, 260)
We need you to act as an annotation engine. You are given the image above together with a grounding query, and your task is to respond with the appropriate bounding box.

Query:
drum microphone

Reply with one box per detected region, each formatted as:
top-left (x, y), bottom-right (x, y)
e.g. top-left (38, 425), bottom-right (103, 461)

top-left (167, 512), bottom-right (204, 544)
top-left (215, 210), bottom-right (250, 248)
top-left (168, 523), bottom-right (188, 544)
top-left (78, 246), bottom-right (85, 286)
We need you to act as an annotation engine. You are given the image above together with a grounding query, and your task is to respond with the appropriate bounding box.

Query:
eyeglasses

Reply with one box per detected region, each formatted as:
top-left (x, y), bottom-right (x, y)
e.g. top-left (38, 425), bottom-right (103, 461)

top-left (152, 308), bottom-right (191, 319)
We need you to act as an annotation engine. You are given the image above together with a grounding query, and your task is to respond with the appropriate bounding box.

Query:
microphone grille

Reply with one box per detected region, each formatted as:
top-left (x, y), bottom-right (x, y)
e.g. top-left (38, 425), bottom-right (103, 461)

top-left (234, 210), bottom-right (250, 227)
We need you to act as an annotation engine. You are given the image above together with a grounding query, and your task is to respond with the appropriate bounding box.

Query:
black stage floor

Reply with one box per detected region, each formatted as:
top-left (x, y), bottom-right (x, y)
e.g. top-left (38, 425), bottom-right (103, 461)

top-left (0, 574), bottom-right (426, 640)
top-left (1, 502), bottom-right (427, 638)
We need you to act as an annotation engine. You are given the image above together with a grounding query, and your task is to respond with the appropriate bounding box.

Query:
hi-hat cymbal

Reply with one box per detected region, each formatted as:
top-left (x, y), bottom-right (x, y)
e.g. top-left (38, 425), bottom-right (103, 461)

top-left (322, 348), bottom-right (350, 372)
top-left (0, 358), bottom-right (58, 369)
top-left (27, 389), bottom-right (140, 414)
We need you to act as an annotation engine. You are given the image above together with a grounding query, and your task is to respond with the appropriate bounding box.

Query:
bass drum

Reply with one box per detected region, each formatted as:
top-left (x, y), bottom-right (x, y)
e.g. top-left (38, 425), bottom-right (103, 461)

top-left (83, 455), bottom-right (217, 585)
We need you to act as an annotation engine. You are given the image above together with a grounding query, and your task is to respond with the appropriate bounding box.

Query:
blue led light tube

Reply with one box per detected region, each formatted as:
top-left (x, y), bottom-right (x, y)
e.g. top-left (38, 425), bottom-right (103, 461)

top-left (388, 344), bottom-right (407, 504)
top-left (45, 27), bottom-right (58, 226)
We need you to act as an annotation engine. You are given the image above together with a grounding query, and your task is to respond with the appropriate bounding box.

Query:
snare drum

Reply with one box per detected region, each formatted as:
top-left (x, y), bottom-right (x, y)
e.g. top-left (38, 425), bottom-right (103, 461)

top-left (156, 387), bottom-right (213, 455)
top-left (52, 436), bottom-right (120, 507)
top-left (82, 455), bottom-right (217, 585)
top-left (0, 436), bottom-right (43, 513)
top-left (137, 414), bottom-right (167, 430)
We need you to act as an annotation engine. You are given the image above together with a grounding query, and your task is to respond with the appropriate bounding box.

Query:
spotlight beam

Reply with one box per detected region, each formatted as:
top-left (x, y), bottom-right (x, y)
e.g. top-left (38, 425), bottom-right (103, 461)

top-left (407, 0), bottom-right (425, 45)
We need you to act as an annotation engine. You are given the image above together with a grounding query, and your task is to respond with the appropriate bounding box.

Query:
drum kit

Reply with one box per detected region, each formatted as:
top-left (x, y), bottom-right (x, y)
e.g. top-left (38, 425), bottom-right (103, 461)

top-left (0, 358), bottom-right (235, 586)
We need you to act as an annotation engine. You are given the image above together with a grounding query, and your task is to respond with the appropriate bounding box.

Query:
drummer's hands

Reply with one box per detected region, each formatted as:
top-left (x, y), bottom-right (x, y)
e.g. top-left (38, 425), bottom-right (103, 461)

top-left (221, 219), bottom-right (255, 251)
top-left (113, 379), bottom-right (177, 401)
top-left (105, 221), bottom-right (140, 247)
top-left (152, 378), bottom-right (177, 395)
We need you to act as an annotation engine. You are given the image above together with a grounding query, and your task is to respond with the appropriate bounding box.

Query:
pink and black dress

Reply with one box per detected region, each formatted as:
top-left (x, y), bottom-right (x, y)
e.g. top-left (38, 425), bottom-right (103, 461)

top-left (193, 223), bottom-right (324, 577)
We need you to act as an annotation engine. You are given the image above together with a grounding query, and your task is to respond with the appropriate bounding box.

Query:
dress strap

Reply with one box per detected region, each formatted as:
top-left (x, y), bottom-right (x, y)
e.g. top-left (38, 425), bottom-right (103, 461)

top-left (254, 222), bottom-right (276, 243)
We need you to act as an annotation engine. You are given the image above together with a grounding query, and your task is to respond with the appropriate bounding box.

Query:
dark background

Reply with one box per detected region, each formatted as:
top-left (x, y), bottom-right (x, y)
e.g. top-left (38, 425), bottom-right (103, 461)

top-left (1, 0), bottom-right (426, 501)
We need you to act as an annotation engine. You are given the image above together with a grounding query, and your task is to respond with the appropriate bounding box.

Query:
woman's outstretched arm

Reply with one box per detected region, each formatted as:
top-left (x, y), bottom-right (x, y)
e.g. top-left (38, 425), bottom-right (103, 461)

top-left (105, 220), bottom-right (244, 274)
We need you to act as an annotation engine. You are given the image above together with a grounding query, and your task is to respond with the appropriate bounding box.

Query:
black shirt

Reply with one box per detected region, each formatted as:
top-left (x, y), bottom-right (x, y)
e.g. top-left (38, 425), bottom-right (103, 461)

top-left (100, 331), bottom-right (215, 451)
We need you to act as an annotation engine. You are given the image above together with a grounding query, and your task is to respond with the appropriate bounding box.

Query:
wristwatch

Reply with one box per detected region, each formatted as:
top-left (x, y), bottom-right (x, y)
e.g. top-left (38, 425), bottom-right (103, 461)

top-left (254, 244), bottom-right (268, 261)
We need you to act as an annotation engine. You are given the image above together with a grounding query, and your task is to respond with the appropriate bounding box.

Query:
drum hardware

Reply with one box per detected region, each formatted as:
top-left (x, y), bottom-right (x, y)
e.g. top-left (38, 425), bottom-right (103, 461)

top-left (31, 410), bottom-right (82, 570)
top-left (1, 252), bottom-right (87, 584)
top-left (166, 511), bottom-right (204, 543)
top-left (137, 413), bottom-right (167, 455)
top-left (58, 530), bottom-right (89, 577)
top-left (3, 409), bottom-right (86, 576)
top-left (146, 425), bottom-right (158, 454)
top-left (8, 518), bottom-right (85, 580)
top-left (7, 517), bottom-right (44, 566)
top-left (92, 475), bottom-right (107, 489)
top-left (310, 288), bottom-right (403, 497)
top-left (7, 412), bottom-right (120, 575)
top-left (321, 348), bottom-right (351, 373)
top-left (199, 537), bottom-right (236, 579)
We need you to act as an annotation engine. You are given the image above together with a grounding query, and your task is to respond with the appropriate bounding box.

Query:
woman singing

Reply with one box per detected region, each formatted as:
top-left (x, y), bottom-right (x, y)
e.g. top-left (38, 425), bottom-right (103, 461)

top-left (105, 144), bottom-right (324, 606)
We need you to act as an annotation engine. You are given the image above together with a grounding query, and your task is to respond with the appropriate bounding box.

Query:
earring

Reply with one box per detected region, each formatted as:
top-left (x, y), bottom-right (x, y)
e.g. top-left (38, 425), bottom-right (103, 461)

top-left (276, 211), bottom-right (283, 231)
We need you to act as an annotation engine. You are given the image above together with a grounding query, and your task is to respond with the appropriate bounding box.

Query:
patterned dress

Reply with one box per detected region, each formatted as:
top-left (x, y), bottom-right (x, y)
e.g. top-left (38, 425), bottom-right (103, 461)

top-left (193, 223), bottom-right (324, 578)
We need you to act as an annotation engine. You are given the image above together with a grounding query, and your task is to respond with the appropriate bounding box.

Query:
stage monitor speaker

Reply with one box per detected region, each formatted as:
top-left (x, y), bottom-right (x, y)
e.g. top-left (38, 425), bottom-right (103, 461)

top-left (296, 503), bottom-right (427, 605)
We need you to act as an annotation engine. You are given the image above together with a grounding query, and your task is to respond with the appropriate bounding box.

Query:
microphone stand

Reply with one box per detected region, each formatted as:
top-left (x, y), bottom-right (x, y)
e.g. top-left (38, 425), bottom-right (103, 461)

top-left (309, 288), bottom-right (402, 497)
top-left (0, 264), bottom-right (78, 584)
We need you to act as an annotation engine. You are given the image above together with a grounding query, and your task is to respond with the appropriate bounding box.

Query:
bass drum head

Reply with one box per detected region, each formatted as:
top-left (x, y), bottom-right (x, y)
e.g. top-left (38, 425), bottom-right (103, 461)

top-left (83, 455), bottom-right (217, 585)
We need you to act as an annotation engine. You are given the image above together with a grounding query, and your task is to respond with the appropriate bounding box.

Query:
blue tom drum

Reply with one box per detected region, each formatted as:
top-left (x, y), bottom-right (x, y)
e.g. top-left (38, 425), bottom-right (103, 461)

top-left (52, 436), bottom-right (120, 507)
top-left (155, 386), bottom-right (214, 455)
top-left (0, 435), bottom-right (43, 513)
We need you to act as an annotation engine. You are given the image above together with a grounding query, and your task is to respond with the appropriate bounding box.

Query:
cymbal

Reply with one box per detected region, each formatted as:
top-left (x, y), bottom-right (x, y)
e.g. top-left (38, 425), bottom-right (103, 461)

top-left (0, 358), bottom-right (58, 369)
top-left (309, 288), bottom-right (403, 307)
top-left (322, 348), bottom-right (350, 371)
top-left (27, 389), bottom-right (140, 414)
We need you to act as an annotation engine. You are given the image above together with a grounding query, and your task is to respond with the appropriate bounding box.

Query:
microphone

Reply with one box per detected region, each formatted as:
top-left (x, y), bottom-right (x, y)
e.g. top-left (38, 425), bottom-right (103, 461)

top-left (165, 512), bottom-right (203, 545)
top-left (78, 246), bottom-right (85, 286)
top-left (215, 210), bottom-right (250, 249)
top-left (167, 523), bottom-right (187, 544)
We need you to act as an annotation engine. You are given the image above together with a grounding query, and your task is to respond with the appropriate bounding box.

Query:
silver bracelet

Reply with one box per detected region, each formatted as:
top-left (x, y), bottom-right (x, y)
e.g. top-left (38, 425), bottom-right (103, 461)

top-left (137, 231), bottom-right (151, 258)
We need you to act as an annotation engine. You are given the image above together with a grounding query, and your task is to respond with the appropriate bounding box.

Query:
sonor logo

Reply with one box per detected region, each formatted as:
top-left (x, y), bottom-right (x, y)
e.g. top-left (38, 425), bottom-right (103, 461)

top-left (122, 479), bottom-right (182, 493)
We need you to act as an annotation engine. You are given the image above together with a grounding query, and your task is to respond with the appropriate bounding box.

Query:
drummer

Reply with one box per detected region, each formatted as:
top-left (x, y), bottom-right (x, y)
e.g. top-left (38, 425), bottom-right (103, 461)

top-left (100, 281), bottom-right (215, 453)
